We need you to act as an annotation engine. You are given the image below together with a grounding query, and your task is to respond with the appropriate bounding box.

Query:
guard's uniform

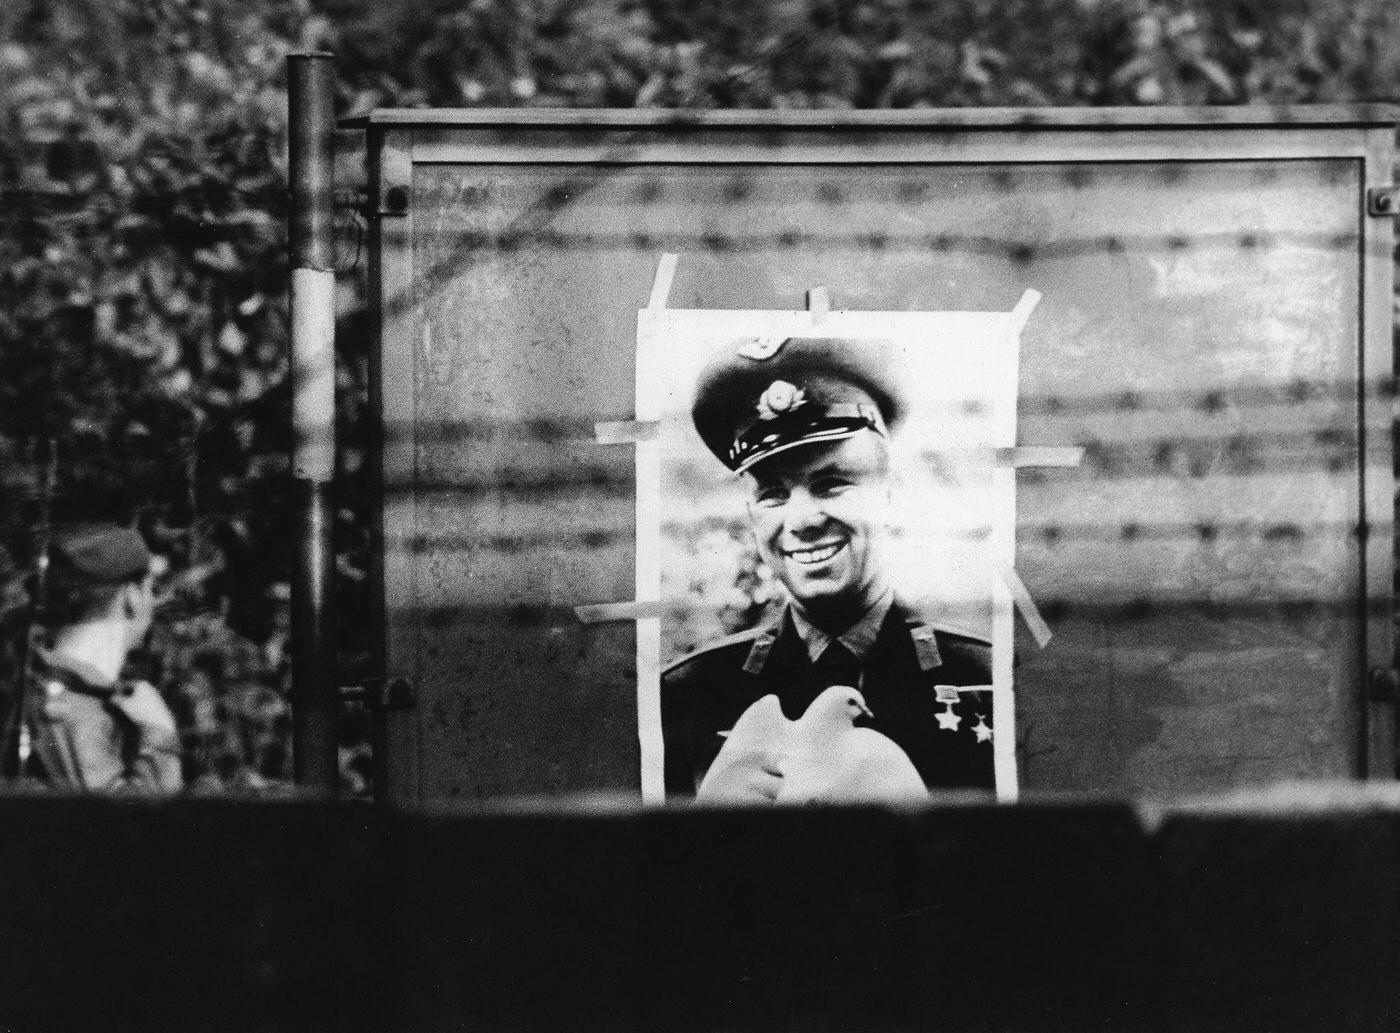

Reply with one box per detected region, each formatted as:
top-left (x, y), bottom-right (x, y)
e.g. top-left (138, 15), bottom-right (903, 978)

top-left (24, 649), bottom-right (183, 794)
top-left (663, 601), bottom-right (994, 798)
top-left (15, 524), bottom-right (182, 794)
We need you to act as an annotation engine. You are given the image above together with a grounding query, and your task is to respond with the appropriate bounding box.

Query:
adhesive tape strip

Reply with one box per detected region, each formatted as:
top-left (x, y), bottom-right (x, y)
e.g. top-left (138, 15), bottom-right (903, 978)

top-left (594, 420), bottom-right (659, 444)
top-left (575, 600), bottom-right (664, 624)
top-left (994, 446), bottom-right (1084, 467)
top-left (648, 253), bottom-right (679, 310)
top-left (996, 563), bottom-right (1053, 648)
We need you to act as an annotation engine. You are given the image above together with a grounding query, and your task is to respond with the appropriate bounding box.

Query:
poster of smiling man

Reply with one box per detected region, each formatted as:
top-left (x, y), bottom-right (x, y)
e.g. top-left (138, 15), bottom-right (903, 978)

top-left (635, 291), bottom-right (1036, 805)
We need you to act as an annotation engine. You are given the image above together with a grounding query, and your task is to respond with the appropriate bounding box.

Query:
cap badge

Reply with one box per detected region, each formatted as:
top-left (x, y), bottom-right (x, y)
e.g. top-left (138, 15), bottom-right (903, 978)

top-left (735, 335), bottom-right (789, 361)
top-left (757, 381), bottom-right (805, 421)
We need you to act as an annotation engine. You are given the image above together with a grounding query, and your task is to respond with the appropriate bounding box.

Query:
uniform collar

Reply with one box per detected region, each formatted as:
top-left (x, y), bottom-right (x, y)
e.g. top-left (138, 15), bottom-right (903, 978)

top-left (33, 646), bottom-right (118, 697)
top-left (742, 595), bottom-right (943, 675)
top-left (788, 589), bottom-right (894, 664)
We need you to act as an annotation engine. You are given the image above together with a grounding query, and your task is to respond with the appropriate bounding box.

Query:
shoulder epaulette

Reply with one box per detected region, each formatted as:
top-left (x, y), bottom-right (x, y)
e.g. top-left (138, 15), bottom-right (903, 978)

top-left (662, 626), bottom-right (765, 676)
top-left (900, 614), bottom-right (992, 649)
top-left (933, 625), bottom-right (993, 649)
top-left (29, 658), bottom-right (113, 700)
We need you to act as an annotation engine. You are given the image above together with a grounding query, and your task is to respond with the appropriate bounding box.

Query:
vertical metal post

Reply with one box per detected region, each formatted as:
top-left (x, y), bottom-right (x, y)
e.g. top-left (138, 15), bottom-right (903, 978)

top-left (288, 52), bottom-right (339, 795)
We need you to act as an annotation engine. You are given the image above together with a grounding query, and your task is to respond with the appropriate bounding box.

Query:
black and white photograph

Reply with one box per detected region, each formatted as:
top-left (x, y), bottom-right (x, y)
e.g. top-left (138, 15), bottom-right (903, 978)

top-left (640, 297), bottom-right (1031, 802)
top-left (3, 3), bottom-right (1400, 1030)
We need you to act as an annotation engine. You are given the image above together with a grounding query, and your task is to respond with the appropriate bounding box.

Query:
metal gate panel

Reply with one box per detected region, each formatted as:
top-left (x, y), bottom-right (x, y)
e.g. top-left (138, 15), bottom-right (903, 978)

top-left (362, 108), bottom-right (1395, 805)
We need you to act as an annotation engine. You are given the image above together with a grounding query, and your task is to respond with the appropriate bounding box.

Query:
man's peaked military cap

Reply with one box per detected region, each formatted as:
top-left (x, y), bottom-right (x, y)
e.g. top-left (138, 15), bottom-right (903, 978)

top-left (691, 335), bottom-right (905, 473)
top-left (49, 524), bottom-right (152, 586)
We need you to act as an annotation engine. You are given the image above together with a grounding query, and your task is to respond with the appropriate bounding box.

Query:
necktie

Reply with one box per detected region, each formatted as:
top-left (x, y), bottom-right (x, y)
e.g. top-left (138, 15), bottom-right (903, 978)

top-left (815, 639), bottom-right (861, 690)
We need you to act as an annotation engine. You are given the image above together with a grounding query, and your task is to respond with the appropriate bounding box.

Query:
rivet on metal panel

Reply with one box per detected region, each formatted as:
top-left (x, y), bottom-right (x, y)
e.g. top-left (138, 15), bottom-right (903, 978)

top-left (1366, 186), bottom-right (1398, 217)
top-left (382, 184), bottom-right (410, 215)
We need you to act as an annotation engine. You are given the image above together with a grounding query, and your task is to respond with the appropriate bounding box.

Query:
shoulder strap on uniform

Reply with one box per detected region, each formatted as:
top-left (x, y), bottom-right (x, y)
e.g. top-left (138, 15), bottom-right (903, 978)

top-left (32, 654), bottom-right (115, 701)
top-left (662, 626), bottom-right (765, 676)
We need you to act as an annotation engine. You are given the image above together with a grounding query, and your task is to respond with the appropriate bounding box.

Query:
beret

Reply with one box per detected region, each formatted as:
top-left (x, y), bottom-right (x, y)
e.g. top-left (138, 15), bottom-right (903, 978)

top-left (691, 336), bottom-right (905, 473)
top-left (49, 524), bottom-right (152, 586)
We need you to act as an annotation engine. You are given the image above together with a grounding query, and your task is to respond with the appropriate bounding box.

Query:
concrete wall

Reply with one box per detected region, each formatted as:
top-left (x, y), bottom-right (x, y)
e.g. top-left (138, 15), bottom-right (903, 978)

top-left (1, 789), bottom-right (1397, 1032)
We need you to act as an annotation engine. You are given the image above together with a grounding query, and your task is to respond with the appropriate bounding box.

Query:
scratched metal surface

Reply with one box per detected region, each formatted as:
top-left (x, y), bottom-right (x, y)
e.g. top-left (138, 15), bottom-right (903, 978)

top-left (401, 156), bottom-right (1370, 800)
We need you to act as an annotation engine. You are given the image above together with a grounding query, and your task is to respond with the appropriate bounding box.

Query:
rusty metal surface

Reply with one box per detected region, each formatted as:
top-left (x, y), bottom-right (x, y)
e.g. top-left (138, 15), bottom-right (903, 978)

top-left (344, 103), bottom-right (1400, 128)
top-left (379, 126), bottom-right (1391, 801)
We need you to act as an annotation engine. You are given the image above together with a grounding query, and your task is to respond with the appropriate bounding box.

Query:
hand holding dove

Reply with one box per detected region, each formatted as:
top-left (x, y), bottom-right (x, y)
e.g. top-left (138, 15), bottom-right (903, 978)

top-left (695, 686), bottom-right (927, 805)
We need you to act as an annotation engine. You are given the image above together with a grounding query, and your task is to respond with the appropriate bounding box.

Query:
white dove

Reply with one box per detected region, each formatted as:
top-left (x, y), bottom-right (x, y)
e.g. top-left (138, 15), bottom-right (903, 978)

top-left (695, 686), bottom-right (928, 805)
top-left (776, 686), bottom-right (928, 805)
top-left (695, 694), bottom-right (789, 803)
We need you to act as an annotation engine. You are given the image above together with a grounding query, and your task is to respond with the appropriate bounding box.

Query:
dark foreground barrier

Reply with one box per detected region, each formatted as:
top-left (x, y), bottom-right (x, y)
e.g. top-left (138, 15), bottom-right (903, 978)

top-left (0, 789), bottom-right (1395, 1032)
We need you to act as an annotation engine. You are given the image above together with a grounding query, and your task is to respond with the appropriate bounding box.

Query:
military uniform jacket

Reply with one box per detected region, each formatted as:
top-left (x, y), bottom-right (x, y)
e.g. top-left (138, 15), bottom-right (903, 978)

top-left (24, 651), bottom-right (183, 794)
top-left (662, 602), bottom-right (995, 799)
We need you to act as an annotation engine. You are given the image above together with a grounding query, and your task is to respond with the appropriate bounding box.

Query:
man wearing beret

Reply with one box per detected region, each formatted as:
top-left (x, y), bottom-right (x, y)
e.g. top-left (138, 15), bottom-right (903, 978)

top-left (21, 523), bottom-right (183, 794)
top-left (662, 335), bottom-right (994, 801)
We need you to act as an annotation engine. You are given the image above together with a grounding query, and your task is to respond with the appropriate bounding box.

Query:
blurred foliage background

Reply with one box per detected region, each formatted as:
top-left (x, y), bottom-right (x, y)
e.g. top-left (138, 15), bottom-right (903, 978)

top-left (1, 0), bottom-right (1398, 794)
